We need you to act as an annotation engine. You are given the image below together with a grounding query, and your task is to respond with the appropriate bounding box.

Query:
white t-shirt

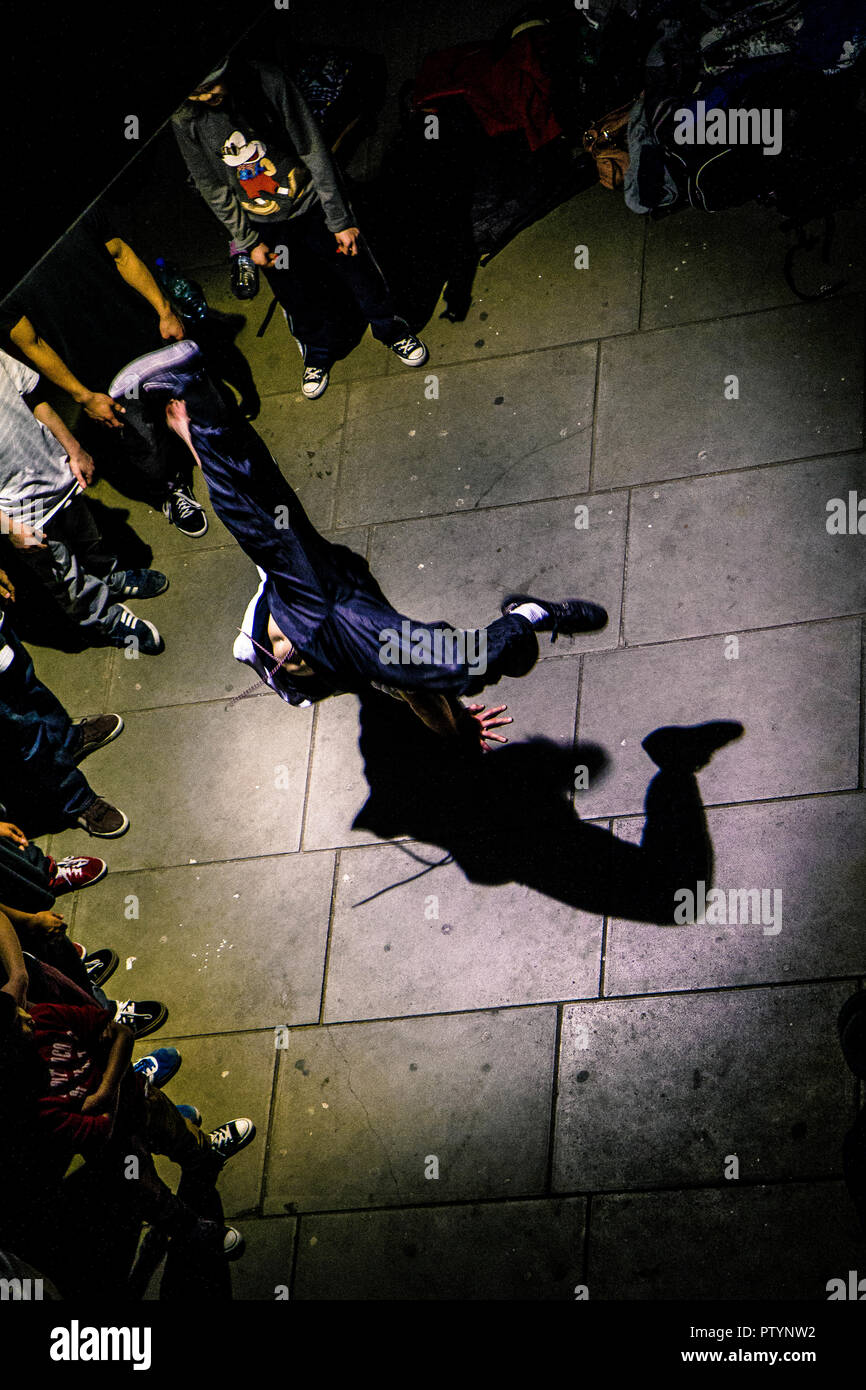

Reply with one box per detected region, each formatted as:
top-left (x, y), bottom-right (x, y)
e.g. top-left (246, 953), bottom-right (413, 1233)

top-left (0, 348), bottom-right (79, 527)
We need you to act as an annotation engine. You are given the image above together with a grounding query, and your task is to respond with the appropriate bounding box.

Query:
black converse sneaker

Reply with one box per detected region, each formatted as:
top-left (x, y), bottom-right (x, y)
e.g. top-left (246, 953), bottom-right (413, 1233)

top-left (302, 366), bottom-right (330, 399)
top-left (206, 1118), bottom-right (256, 1162)
top-left (389, 333), bottom-right (428, 367)
top-left (163, 483), bottom-right (208, 538)
top-left (501, 594), bottom-right (608, 641)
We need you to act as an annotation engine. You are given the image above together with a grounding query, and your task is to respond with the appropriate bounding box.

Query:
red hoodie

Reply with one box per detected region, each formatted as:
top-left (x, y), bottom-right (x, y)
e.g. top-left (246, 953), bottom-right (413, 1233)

top-left (29, 1001), bottom-right (115, 1155)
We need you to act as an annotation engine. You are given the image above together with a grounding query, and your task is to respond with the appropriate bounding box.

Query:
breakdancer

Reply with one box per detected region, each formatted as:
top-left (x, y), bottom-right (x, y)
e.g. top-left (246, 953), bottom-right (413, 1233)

top-left (110, 342), bottom-right (608, 750)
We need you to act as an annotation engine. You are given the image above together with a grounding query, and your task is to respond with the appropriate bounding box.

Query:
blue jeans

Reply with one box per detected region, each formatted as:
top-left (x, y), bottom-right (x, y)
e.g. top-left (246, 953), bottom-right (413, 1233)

top-left (0, 621), bottom-right (95, 833)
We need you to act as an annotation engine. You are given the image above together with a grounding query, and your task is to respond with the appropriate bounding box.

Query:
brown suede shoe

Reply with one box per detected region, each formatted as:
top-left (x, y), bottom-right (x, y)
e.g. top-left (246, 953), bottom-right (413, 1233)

top-left (76, 797), bottom-right (130, 838)
top-left (73, 714), bottom-right (124, 763)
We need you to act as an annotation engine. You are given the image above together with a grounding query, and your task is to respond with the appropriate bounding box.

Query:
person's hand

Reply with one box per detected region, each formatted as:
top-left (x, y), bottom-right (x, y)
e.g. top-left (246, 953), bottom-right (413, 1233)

top-left (67, 446), bottom-right (95, 489)
top-left (6, 519), bottom-right (46, 551)
top-left (334, 228), bottom-right (360, 257)
top-left (82, 391), bottom-right (126, 428)
top-left (0, 568), bottom-right (15, 604)
top-left (250, 242), bottom-right (277, 267)
top-left (159, 309), bottom-right (186, 341)
top-left (0, 822), bottom-right (28, 848)
top-left (464, 703), bottom-right (513, 752)
top-left (28, 910), bottom-right (66, 937)
top-left (81, 1083), bottom-right (118, 1117)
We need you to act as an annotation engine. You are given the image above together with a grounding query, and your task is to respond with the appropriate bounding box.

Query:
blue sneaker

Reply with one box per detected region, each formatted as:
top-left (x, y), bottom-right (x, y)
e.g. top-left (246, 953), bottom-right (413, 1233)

top-left (106, 569), bottom-right (169, 599)
top-left (133, 1046), bottom-right (181, 1088)
top-left (175, 1104), bottom-right (202, 1127)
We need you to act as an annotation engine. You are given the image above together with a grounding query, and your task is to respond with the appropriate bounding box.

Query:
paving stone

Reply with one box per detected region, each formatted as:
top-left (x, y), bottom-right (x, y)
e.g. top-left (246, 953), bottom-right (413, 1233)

top-left (642, 203), bottom-right (866, 329)
top-left (303, 648), bottom-right (581, 852)
top-left (264, 1006), bottom-right (556, 1213)
top-left (576, 621), bottom-right (860, 817)
top-left (132, 1030), bottom-right (276, 1221)
top-left (293, 1197), bottom-right (586, 1300)
top-left (82, 469), bottom-right (231, 562)
top-left (553, 984), bottom-right (856, 1193)
top-left (47, 697), bottom-right (313, 871)
top-left (625, 454), bottom-right (866, 643)
top-left (227, 1217), bottom-right (297, 1301)
top-left (253, 387), bottom-right (346, 532)
top-left (605, 793), bottom-right (866, 995)
top-left (336, 344), bottom-right (596, 526)
top-left (368, 494), bottom-right (626, 647)
top-left (325, 851), bottom-right (600, 1023)
top-left (105, 545), bottom-right (260, 712)
top-left (26, 642), bottom-right (114, 720)
top-left (420, 188), bottom-right (643, 365)
top-left (72, 851), bottom-right (335, 1031)
top-left (589, 1182), bottom-right (863, 1300)
top-left (593, 298), bottom-right (863, 489)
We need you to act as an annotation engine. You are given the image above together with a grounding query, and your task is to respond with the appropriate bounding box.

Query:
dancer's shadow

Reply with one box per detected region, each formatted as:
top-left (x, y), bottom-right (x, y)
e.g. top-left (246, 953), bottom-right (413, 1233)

top-left (352, 692), bottom-right (743, 925)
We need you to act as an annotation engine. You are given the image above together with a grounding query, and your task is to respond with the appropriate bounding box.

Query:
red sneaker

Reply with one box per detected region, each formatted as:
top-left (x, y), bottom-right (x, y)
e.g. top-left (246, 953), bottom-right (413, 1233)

top-left (49, 856), bottom-right (108, 895)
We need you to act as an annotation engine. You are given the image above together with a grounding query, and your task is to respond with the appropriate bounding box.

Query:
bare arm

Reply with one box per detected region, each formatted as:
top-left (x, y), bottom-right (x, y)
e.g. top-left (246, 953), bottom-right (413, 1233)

top-left (9, 314), bottom-right (125, 428)
top-left (105, 237), bottom-right (185, 340)
top-left (81, 1021), bottom-right (134, 1119)
top-left (31, 401), bottom-right (94, 487)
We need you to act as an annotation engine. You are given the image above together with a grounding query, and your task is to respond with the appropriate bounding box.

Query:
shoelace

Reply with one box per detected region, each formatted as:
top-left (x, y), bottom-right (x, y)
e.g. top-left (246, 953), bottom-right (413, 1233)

top-left (171, 490), bottom-right (202, 519)
top-left (208, 1123), bottom-right (235, 1149)
top-left (55, 857), bottom-right (90, 875)
top-left (391, 337), bottom-right (417, 353)
top-left (304, 367), bottom-right (327, 381)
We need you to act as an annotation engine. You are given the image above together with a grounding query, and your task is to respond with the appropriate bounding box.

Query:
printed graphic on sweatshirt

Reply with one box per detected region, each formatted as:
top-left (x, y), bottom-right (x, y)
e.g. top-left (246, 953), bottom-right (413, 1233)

top-left (221, 130), bottom-right (309, 214)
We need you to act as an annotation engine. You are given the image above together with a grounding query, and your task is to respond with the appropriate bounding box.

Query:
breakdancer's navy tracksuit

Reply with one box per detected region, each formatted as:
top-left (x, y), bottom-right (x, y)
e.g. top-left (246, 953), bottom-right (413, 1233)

top-left (143, 350), bottom-right (540, 705)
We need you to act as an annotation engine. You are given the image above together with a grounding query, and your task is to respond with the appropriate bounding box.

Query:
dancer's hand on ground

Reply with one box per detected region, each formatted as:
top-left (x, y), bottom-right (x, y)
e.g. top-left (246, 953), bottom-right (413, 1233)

top-left (465, 703), bottom-right (513, 751)
top-left (159, 309), bottom-right (186, 341)
top-left (0, 822), bottom-right (27, 848)
top-left (335, 228), bottom-right (361, 256)
top-left (82, 391), bottom-right (126, 427)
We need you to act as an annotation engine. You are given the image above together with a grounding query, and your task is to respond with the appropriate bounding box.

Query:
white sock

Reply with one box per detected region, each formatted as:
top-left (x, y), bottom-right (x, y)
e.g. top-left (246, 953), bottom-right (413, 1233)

top-left (511, 602), bottom-right (547, 625)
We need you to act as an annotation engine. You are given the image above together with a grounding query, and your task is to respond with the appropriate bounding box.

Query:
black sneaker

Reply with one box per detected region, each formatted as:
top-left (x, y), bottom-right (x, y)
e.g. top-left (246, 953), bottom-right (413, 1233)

top-left (112, 999), bottom-right (168, 1039)
top-left (641, 721), bottom-right (744, 773)
top-left (104, 605), bottom-right (164, 656)
top-left (230, 252), bottom-right (259, 301)
top-left (389, 333), bottom-right (428, 367)
top-left (84, 948), bottom-right (119, 987)
top-left (72, 713), bottom-right (124, 762)
top-left (502, 593), bottom-right (609, 641)
top-left (76, 797), bottom-right (130, 838)
top-left (163, 484), bottom-right (208, 538)
top-left (206, 1118), bottom-right (256, 1162)
top-left (302, 366), bottom-right (329, 400)
top-left (106, 569), bottom-right (169, 599)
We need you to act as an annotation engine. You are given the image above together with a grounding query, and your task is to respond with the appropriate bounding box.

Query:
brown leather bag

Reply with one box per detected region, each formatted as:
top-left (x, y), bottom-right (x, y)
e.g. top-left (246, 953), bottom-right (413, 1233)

top-left (583, 99), bottom-right (636, 190)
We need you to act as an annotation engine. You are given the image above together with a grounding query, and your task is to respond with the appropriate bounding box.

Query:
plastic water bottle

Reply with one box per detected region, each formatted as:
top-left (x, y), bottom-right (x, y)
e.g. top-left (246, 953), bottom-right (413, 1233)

top-left (154, 258), bottom-right (208, 322)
